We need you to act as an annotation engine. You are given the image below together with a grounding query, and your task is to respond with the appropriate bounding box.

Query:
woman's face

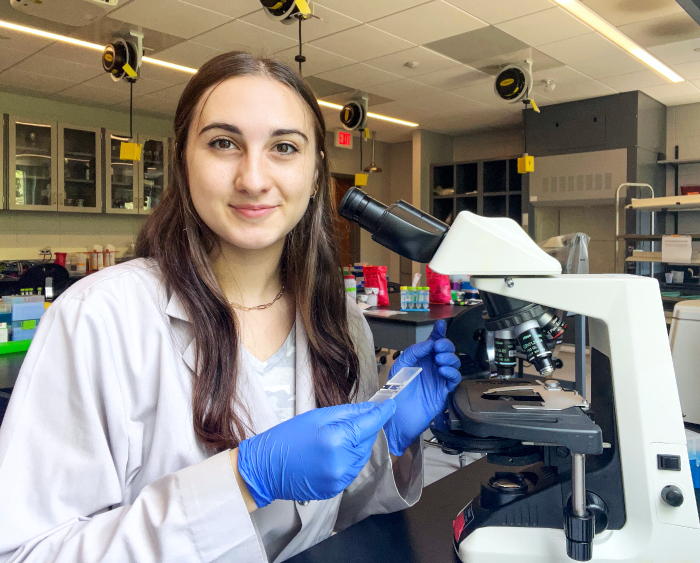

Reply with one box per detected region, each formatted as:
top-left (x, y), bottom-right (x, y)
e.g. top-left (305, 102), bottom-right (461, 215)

top-left (186, 75), bottom-right (318, 252)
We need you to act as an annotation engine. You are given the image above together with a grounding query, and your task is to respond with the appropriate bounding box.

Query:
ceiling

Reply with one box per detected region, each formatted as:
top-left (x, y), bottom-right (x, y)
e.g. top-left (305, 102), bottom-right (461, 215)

top-left (2, 0), bottom-right (700, 142)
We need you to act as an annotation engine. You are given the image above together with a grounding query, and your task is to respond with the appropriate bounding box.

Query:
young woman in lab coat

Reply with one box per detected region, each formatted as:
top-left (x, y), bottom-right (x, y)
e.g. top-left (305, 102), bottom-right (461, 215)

top-left (0, 52), bottom-right (461, 562)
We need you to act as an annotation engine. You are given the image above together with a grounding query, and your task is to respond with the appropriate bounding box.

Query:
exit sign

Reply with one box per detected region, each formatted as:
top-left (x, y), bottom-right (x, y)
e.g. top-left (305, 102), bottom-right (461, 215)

top-left (334, 129), bottom-right (353, 149)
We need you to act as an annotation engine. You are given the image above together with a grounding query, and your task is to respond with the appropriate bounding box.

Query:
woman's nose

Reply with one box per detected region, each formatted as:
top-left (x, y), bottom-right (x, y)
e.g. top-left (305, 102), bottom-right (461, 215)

top-left (234, 151), bottom-right (273, 195)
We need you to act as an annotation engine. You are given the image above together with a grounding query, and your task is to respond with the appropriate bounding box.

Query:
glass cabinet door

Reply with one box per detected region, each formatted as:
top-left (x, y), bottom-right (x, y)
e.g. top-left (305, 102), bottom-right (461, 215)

top-left (9, 118), bottom-right (57, 211)
top-left (106, 131), bottom-right (139, 214)
top-left (138, 135), bottom-right (168, 215)
top-left (58, 125), bottom-right (102, 213)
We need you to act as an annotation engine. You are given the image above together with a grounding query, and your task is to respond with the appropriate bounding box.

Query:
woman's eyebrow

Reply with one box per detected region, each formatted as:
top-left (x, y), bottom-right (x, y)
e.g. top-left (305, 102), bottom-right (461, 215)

top-left (271, 128), bottom-right (309, 144)
top-left (199, 122), bottom-right (242, 136)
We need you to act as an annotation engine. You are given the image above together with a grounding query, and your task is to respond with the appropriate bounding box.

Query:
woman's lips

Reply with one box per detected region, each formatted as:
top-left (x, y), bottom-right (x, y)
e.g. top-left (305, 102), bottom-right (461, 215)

top-left (230, 205), bottom-right (277, 219)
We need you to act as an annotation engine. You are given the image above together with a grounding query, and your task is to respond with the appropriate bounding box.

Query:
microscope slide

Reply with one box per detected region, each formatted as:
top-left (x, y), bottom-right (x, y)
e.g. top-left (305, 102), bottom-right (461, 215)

top-left (368, 367), bottom-right (422, 404)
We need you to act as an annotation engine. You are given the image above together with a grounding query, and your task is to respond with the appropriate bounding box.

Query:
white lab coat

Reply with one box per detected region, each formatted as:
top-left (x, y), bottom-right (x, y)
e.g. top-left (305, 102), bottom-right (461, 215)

top-left (0, 259), bottom-right (423, 563)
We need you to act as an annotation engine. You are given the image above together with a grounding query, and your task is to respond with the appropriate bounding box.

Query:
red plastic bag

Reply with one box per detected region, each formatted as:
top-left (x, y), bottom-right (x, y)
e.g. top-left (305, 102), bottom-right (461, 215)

top-left (363, 265), bottom-right (389, 306)
top-left (426, 265), bottom-right (451, 304)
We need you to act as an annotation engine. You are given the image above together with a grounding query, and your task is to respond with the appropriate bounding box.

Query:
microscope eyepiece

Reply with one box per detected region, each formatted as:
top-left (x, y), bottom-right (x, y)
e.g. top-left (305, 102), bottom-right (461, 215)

top-left (338, 187), bottom-right (449, 263)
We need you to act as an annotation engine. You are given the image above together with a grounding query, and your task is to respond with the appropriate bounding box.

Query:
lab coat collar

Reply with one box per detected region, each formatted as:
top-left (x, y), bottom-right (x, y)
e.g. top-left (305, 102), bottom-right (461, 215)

top-left (295, 309), bottom-right (316, 416)
top-left (165, 290), bottom-right (190, 323)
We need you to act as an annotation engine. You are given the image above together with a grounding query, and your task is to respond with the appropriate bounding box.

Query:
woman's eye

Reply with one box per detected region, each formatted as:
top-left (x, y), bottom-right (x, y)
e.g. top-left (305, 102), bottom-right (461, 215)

top-left (210, 139), bottom-right (234, 150)
top-left (275, 143), bottom-right (298, 155)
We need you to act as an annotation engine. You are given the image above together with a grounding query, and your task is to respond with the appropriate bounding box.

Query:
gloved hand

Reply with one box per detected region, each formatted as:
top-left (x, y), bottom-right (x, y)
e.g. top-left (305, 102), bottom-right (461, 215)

top-left (237, 400), bottom-right (396, 508)
top-left (383, 319), bottom-right (461, 456)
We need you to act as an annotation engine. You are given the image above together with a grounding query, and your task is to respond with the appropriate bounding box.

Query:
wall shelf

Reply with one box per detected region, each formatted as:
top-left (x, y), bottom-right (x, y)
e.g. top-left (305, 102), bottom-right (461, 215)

top-left (627, 194), bottom-right (700, 212)
top-left (430, 156), bottom-right (523, 226)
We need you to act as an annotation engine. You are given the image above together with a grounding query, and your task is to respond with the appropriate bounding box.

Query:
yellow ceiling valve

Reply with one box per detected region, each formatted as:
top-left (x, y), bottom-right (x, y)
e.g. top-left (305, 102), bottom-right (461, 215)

top-left (260, 0), bottom-right (314, 23)
top-left (102, 31), bottom-right (143, 83)
top-left (517, 153), bottom-right (534, 174)
top-left (120, 142), bottom-right (143, 162)
top-left (354, 173), bottom-right (368, 187)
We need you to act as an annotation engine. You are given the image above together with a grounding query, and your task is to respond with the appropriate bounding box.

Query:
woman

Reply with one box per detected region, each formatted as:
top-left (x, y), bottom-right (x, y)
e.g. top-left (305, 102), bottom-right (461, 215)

top-left (0, 52), bottom-right (461, 562)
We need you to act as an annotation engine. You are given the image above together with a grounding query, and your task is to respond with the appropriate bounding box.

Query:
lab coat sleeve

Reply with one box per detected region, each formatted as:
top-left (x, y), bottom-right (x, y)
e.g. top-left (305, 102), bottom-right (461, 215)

top-left (334, 299), bottom-right (423, 532)
top-left (0, 296), bottom-right (265, 563)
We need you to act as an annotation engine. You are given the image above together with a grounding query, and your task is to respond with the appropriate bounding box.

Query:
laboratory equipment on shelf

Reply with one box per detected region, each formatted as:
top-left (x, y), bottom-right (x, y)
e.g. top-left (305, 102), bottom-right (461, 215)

top-left (339, 187), bottom-right (699, 562)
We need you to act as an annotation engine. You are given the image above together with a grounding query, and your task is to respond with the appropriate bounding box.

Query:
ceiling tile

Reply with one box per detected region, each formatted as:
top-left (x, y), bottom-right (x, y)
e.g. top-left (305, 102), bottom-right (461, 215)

top-left (675, 61), bottom-right (700, 80)
top-left (0, 67), bottom-right (76, 95)
top-left (309, 24), bottom-right (415, 62)
top-left (424, 27), bottom-right (529, 65)
top-left (532, 65), bottom-right (593, 85)
top-left (314, 63), bottom-right (403, 90)
top-left (648, 37), bottom-right (700, 65)
top-left (442, 0), bottom-right (554, 25)
top-left (404, 91), bottom-right (486, 116)
top-left (467, 48), bottom-right (564, 78)
top-left (151, 42), bottom-right (225, 69)
top-left (192, 19), bottom-right (297, 54)
top-left (364, 78), bottom-right (441, 100)
top-left (534, 79), bottom-right (617, 103)
top-left (109, 0), bottom-right (232, 39)
top-left (314, 0), bottom-right (431, 22)
top-left (70, 16), bottom-right (185, 54)
top-left (641, 81), bottom-right (700, 100)
top-left (597, 69), bottom-right (669, 91)
top-left (495, 7), bottom-right (593, 47)
top-left (411, 64), bottom-right (490, 89)
top-left (11, 55), bottom-right (102, 83)
top-left (321, 91), bottom-right (394, 106)
top-left (364, 47), bottom-right (460, 77)
top-left (275, 44), bottom-right (354, 75)
top-left (0, 25), bottom-right (54, 52)
top-left (241, 5), bottom-right (361, 42)
top-left (579, 0), bottom-right (684, 27)
top-left (179, 0), bottom-right (260, 18)
top-left (38, 42), bottom-right (104, 67)
top-left (0, 46), bottom-right (33, 72)
top-left (370, 1), bottom-right (487, 45)
top-left (537, 33), bottom-right (621, 65)
top-left (618, 11), bottom-right (700, 49)
top-left (568, 51), bottom-right (647, 79)
top-left (450, 78), bottom-right (521, 111)
top-left (362, 100), bottom-right (437, 122)
top-left (305, 76), bottom-right (352, 97)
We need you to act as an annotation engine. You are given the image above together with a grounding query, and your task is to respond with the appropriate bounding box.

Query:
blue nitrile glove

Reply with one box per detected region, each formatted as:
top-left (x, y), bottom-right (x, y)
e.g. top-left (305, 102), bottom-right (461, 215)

top-left (383, 319), bottom-right (461, 456)
top-left (237, 400), bottom-right (397, 508)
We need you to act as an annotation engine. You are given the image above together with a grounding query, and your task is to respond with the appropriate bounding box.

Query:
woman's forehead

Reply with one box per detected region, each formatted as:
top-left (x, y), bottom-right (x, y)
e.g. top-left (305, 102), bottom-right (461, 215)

top-left (196, 75), bottom-right (314, 133)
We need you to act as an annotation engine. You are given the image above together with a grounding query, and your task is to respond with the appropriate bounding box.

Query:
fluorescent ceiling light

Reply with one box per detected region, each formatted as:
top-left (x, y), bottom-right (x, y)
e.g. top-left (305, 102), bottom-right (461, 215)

top-left (0, 19), bottom-right (419, 127)
top-left (552, 0), bottom-right (684, 83)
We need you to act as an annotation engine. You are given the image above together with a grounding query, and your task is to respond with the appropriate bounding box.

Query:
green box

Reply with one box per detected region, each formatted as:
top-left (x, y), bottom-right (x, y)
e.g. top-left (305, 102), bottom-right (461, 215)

top-left (21, 320), bottom-right (37, 330)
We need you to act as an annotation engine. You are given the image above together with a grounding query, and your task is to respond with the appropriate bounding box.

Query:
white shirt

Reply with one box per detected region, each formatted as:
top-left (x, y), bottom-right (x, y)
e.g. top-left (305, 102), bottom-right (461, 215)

top-left (242, 325), bottom-right (296, 422)
top-left (0, 259), bottom-right (423, 563)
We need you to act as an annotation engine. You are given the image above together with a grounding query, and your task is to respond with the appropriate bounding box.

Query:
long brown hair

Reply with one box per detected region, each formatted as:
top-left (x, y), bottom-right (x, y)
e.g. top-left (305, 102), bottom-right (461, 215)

top-left (136, 52), bottom-right (359, 452)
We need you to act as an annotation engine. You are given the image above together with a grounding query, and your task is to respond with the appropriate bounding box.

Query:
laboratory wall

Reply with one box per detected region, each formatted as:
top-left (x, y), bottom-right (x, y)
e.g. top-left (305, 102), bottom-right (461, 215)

top-left (666, 103), bottom-right (700, 248)
top-left (0, 90), bottom-right (174, 260)
top-left (452, 127), bottom-right (524, 162)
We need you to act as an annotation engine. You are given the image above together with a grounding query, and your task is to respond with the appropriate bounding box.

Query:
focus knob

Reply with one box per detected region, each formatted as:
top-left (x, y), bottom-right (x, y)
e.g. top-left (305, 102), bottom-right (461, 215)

top-left (661, 485), bottom-right (684, 507)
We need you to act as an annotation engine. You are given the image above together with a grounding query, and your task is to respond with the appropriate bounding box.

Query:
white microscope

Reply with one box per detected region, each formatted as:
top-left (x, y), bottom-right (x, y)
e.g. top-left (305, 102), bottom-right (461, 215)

top-left (339, 188), bottom-right (700, 562)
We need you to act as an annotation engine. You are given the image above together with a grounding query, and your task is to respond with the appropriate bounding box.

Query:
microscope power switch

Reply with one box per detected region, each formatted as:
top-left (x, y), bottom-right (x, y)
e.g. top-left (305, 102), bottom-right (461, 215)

top-left (657, 454), bottom-right (681, 471)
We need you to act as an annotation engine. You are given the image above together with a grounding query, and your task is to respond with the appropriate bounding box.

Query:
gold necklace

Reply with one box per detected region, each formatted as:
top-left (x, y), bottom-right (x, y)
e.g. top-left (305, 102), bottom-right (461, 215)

top-left (228, 286), bottom-right (285, 311)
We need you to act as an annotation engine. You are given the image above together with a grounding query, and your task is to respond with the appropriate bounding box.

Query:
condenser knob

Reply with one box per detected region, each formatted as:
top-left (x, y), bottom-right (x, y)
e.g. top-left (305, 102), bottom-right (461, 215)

top-left (661, 485), bottom-right (684, 507)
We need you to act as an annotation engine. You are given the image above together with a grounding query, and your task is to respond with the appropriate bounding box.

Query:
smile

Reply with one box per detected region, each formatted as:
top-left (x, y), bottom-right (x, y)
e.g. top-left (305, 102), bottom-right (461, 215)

top-left (230, 205), bottom-right (278, 219)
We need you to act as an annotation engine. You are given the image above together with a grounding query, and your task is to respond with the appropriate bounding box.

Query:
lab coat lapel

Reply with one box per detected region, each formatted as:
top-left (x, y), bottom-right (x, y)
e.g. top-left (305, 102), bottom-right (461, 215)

top-left (295, 310), bottom-right (316, 415)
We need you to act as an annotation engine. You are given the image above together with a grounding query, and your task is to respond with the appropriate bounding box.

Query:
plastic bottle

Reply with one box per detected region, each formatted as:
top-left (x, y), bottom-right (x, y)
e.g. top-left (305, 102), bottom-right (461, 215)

top-left (422, 287), bottom-right (430, 310)
top-left (344, 274), bottom-right (356, 301)
top-left (400, 286), bottom-right (408, 311)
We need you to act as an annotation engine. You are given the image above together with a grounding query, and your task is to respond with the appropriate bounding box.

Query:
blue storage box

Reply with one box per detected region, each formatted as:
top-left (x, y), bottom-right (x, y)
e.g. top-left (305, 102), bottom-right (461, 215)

top-left (11, 327), bottom-right (36, 341)
top-left (11, 302), bottom-right (45, 322)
